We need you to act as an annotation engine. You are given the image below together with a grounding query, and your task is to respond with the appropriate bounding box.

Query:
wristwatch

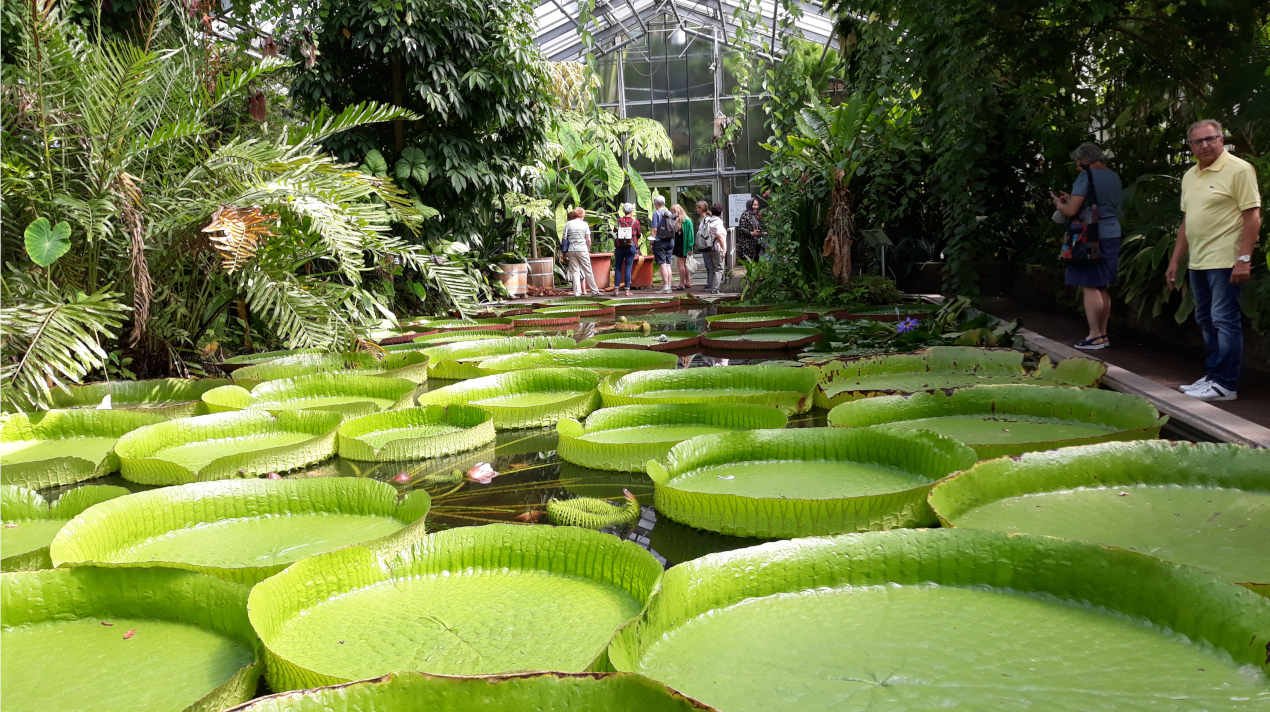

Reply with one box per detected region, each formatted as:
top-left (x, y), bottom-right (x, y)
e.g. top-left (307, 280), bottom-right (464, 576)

top-left (1236, 254), bottom-right (1252, 263)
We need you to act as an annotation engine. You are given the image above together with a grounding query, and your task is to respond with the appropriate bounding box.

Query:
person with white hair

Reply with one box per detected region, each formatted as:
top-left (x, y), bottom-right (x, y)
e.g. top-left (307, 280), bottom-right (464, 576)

top-left (560, 207), bottom-right (602, 296)
top-left (613, 202), bottom-right (642, 296)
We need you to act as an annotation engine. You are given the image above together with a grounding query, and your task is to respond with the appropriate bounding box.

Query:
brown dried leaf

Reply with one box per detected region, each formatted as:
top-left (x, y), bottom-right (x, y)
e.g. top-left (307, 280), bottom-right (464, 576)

top-left (202, 206), bottom-right (276, 274)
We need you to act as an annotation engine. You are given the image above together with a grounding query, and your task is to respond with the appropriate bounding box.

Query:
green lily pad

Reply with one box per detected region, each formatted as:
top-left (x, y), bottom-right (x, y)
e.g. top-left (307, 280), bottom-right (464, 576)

top-left (558, 404), bottom-right (789, 472)
top-left (416, 368), bottom-right (601, 429)
top-left (47, 377), bottom-right (230, 418)
top-left (704, 310), bottom-right (811, 330)
top-left (1, 485), bottom-right (129, 570)
top-left (815, 346), bottom-right (1106, 408)
top-left (827, 384), bottom-right (1166, 458)
top-left (508, 314), bottom-right (581, 329)
top-left (202, 373), bottom-right (418, 416)
top-left (222, 347), bottom-right (327, 367)
top-left (648, 427), bottom-right (977, 537)
top-left (477, 348), bottom-right (678, 377)
top-left (0, 409), bottom-right (166, 488)
top-left (536, 304), bottom-right (617, 318)
top-left (50, 478), bottom-right (429, 583)
top-left (231, 351), bottom-right (429, 388)
top-left (610, 297), bottom-right (680, 312)
top-left (601, 366), bottom-right (818, 414)
top-left (583, 331), bottom-right (701, 351)
top-left (114, 410), bottom-right (341, 485)
top-left (337, 405), bottom-right (496, 461)
top-left (1, 567), bottom-right (261, 711)
top-left (249, 524), bottom-right (663, 690)
top-left (609, 529), bottom-right (1270, 712)
top-left (929, 440), bottom-right (1270, 592)
top-left (700, 327), bottom-right (822, 351)
top-left (424, 335), bottom-right (577, 379)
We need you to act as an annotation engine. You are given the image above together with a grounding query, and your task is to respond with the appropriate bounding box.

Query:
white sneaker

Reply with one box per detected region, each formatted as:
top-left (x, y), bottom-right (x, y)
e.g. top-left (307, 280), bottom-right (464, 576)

top-left (1187, 382), bottom-right (1237, 401)
top-left (1179, 376), bottom-right (1211, 393)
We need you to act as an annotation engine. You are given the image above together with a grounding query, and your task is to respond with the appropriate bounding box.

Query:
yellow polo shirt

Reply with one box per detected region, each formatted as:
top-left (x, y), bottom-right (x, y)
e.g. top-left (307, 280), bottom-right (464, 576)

top-left (1180, 150), bottom-right (1261, 269)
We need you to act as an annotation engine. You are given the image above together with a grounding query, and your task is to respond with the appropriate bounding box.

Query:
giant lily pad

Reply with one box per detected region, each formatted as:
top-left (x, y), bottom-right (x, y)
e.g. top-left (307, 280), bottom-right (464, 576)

top-left (827, 384), bottom-right (1166, 458)
top-left (249, 524), bottom-right (664, 690)
top-left (610, 297), bottom-right (680, 312)
top-left (508, 314), bottom-right (581, 329)
top-left (408, 318), bottom-right (512, 332)
top-left (647, 427), bottom-right (976, 538)
top-left (225, 671), bottom-right (712, 711)
top-left (700, 327), bottom-right (822, 351)
top-left (536, 304), bottom-right (617, 318)
top-left (416, 368), bottom-right (601, 429)
top-left (1, 485), bottom-right (129, 570)
top-left (584, 331), bottom-right (701, 351)
top-left (222, 347), bottom-right (326, 368)
top-left (114, 410), bottom-right (341, 485)
top-left (0, 409), bottom-right (165, 488)
top-left (609, 528), bottom-right (1270, 712)
top-left (477, 348), bottom-right (678, 377)
top-left (337, 405), bottom-right (496, 461)
top-left (558, 404), bottom-right (789, 472)
top-left (601, 366), bottom-right (818, 414)
top-left (928, 440), bottom-right (1270, 592)
top-left (202, 373), bottom-right (417, 416)
top-left (815, 346), bottom-right (1106, 408)
top-left (231, 351), bottom-right (429, 388)
top-left (704, 310), bottom-right (810, 330)
top-left (50, 478), bottom-right (430, 583)
top-left (47, 377), bottom-right (230, 418)
top-left (1, 567), bottom-right (261, 711)
top-left (424, 335), bottom-right (577, 379)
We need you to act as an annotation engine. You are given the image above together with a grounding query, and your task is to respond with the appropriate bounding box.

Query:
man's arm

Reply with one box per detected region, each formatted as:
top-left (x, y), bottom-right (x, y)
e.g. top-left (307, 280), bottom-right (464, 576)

top-left (1166, 223), bottom-right (1188, 289)
top-left (1231, 207), bottom-right (1261, 285)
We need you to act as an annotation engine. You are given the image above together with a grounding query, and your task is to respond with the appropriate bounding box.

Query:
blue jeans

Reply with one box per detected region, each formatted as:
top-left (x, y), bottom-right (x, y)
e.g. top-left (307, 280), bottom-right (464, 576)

top-left (613, 244), bottom-right (635, 289)
top-left (1188, 268), bottom-right (1242, 390)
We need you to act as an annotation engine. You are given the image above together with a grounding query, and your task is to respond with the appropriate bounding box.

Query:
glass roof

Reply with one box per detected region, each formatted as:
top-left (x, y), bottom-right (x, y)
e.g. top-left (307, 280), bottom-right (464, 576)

top-left (534, 0), bottom-right (837, 61)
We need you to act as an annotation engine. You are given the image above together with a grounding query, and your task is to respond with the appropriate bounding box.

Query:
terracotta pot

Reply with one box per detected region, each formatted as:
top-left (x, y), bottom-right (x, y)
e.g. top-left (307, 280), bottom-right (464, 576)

top-left (589, 252), bottom-right (613, 290)
top-left (631, 255), bottom-right (655, 288)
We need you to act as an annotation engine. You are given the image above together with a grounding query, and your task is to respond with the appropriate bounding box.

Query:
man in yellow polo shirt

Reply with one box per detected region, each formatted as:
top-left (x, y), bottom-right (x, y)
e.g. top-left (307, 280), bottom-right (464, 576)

top-left (1165, 119), bottom-right (1262, 401)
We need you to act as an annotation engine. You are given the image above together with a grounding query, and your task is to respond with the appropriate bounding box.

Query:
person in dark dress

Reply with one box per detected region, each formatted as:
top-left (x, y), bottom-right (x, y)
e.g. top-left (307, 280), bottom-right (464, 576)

top-left (736, 197), bottom-right (764, 261)
top-left (1052, 142), bottom-right (1122, 350)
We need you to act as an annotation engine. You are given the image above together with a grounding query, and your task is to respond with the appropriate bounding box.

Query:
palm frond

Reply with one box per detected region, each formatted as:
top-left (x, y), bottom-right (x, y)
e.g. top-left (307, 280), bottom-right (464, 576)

top-left (283, 101), bottom-right (421, 147)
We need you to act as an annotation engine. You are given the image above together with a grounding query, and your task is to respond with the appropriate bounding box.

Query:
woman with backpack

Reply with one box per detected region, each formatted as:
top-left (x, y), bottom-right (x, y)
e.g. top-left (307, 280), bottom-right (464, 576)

top-left (695, 201), bottom-right (728, 294)
top-left (672, 203), bottom-right (695, 290)
top-left (650, 195), bottom-right (677, 294)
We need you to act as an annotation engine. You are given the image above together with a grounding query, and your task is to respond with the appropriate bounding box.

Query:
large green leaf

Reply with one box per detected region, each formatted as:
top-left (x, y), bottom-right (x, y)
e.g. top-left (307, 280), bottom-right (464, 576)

top-left (535, 304), bottom-right (617, 318)
top-left (558, 404), bottom-right (789, 472)
top-left (700, 327), bottom-right (823, 351)
top-left (248, 524), bottom-right (664, 690)
top-left (647, 427), bottom-right (976, 537)
top-left (231, 351), bottom-right (429, 388)
top-left (113, 410), bottom-right (341, 485)
top-left (0, 409), bottom-right (166, 488)
top-left (582, 331), bottom-right (701, 351)
top-left (929, 440), bottom-right (1270, 592)
top-left (47, 377), bottom-right (230, 418)
top-left (203, 374), bottom-right (418, 416)
top-left (1, 484), bottom-right (129, 570)
top-left (1, 567), bottom-right (262, 711)
top-left (609, 529), bottom-right (1270, 712)
top-left (224, 671), bottom-right (713, 711)
top-left (827, 384), bottom-right (1166, 458)
top-left (337, 405), bottom-right (496, 461)
top-left (416, 368), bottom-right (601, 429)
top-left (50, 478), bottom-right (429, 584)
top-left (424, 336), bottom-right (577, 379)
top-left (477, 349), bottom-right (678, 377)
top-left (703, 310), bottom-right (812, 330)
top-left (23, 217), bottom-right (72, 267)
top-left (815, 347), bottom-right (1107, 408)
top-left (600, 366), bottom-right (818, 414)
top-left (222, 348), bottom-right (328, 367)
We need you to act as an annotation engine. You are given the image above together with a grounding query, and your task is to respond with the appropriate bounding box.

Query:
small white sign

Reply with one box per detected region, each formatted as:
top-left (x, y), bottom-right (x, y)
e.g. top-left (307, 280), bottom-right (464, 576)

top-left (727, 193), bottom-right (751, 228)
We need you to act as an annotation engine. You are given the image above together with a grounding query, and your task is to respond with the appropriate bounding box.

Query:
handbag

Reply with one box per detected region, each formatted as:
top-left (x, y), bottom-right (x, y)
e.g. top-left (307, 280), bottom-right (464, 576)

top-left (1059, 169), bottom-right (1102, 265)
top-left (685, 253), bottom-right (698, 272)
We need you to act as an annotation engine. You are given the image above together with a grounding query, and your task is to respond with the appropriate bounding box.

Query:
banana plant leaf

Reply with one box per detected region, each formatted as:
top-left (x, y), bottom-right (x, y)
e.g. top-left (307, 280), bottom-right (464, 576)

top-left (1, 567), bottom-right (262, 711)
top-left (50, 478), bottom-right (430, 584)
top-left (827, 384), bottom-right (1166, 458)
top-left (337, 405), bottom-right (496, 462)
top-left (647, 427), bottom-right (977, 537)
top-left (202, 374), bottom-right (418, 416)
top-left (928, 440), bottom-right (1270, 593)
top-left (113, 410), bottom-right (342, 485)
top-left (47, 377), bottom-right (230, 418)
top-left (231, 351), bottom-right (429, 388)
top-left (0, 409), bottom-right (166, 488)
top-left (815, 346), bottom-right (1106, 408)
top-left (700, 327), bottom-right (823, 351)
top-left (416, 368), bottom-right (601, 429)
top-left (601, 366), bottom-right (818, 414)
top-left (608, 529), bottom-right (1270, 712)
top-left (1, 484), bottom-right (129, 570)
top-left (223, 671), bottom-right (713, 711)
top-left (703, 310), bottom-right (812, 330)
top-left (582, 331), bottom-right (701, 351)
top-left (248, 523), bottom-right (663, 690)
top-left (424, 336), bottom-right (577, 380)
top-left (477, 349), bottom-right (678, 377)
top-left (558, 404), bottom-right (789, 472)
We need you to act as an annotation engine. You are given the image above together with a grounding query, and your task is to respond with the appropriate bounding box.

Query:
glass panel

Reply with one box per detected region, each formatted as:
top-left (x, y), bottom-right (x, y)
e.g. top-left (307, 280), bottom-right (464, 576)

top-left (722, 50), bottom-right (743, 96)
top-left (651, 57), bottom-right (669, 101)
top-left (666, 58), bottom-right (687, 100)
top-left (675, 184), bottom-right (713, 215)
top-left (651, 101), bottom-right (670, 173)
top-left (593, 57), bottom-right (619, 105)
top-left (747, 97), bottom-right (770, 168)
top-left (627, 102), bottom-right (654, 174)
top-left (668, 101), bottom-right (690, 171)
top-left (690, 99), bottom-right (715, 171)
top-left (624, 49), bottom-right (651, 104)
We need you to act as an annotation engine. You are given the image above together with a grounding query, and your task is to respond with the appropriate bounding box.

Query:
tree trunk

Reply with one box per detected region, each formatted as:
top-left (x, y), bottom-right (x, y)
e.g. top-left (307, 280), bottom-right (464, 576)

top-left (822, 178), bottom-right (854, 283)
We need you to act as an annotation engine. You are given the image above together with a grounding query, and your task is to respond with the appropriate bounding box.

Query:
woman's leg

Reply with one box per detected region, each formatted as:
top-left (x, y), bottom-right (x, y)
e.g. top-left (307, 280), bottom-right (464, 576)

top-left (676, 257), bottom-right (689, 288)
top-left (579, 252), bottom-right (600, 294)
top-left (660, 262), bottom-right (673, 292)
top-left (623, 252), bottom-right (635, 291)
top-left (1081, 287), bottom-right (1104, 338)
top-left (567, 252), bottom-right (583, 296)
top-left (1096, 288), bottom-right (1111, 337)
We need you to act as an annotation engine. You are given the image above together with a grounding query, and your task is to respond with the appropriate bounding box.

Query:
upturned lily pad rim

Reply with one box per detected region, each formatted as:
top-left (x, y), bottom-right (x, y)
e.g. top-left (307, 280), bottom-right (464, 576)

top-left (476, 349), bottom-right (678, 376)
top-left (703, 310), bottom-right (811, 330)
top-left (535, 305), bottom-right (618, 318)
top-left (231, 352), bottom-right (429, 387)
top-left (415, 367), bottom-right (602, 429)
top-left (584, 332), bottom-right (701, 351)
top-left (203, 373), bottom-right (418, 414)
top-left (222, 347), bottom-right (326, 366)
top-left (1, 566), bottom-right (263, 711)
top-left (600, 365), bottom-right (818, 413)
top-left (508, 314), bottom-right (581, 327)
top-left (49, 478), bottom-right (430, 583)
top-left (0, 409), bottom-right (167, 488)
top-left (610, 298), bottom-right (681, 312)
top-left (336, 404), bottom-right (496, 461)
top-left (423, 335), bottom-right (578, 379)
top-left (1, 484), bottom-right (130, 570)
top-left (47, 377), bottom-right (230, 415)
top-left (699, 327), bottom-right (822, 351)
top-left (608, 528), bottom-right (1270, 674)
top-left (248, 523), bottom-right (665, 690)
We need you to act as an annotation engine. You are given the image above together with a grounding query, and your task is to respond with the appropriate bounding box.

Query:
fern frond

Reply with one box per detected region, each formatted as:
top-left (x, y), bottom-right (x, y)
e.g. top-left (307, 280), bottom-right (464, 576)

top-left (238, 268), bottom-right (349, 350)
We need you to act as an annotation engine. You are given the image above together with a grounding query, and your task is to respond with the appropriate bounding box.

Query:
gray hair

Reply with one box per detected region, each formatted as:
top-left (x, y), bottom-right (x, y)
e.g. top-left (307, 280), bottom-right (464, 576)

top-left (1187, 119), bottom-right (1223, 139)
top-left (1070, 142), bottom-right (1105, 164)
top-left (652, 194), bottom-right (666, 206)
top-left (622, 202), bottom-right (634, 214)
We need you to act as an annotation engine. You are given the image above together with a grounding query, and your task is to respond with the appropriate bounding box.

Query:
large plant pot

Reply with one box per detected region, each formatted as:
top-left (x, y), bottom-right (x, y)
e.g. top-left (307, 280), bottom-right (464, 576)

top-left (590, 252), bottom-right (613, 290)
top-left (631, 255), bottom-right (655, 289)
top-left (496, 262), bottom-right (528, 298)
top-left (527, 257), bottom-right (555, 290)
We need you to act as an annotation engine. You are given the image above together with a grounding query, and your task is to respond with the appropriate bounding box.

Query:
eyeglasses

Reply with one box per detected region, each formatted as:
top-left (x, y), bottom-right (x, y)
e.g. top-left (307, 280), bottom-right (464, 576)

top-left (1188, 135), bottom-right (1223, 147)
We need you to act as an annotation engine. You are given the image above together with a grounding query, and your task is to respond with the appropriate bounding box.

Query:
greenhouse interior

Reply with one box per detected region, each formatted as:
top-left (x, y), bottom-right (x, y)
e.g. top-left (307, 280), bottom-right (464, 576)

top-left (1, 0), bottom-right (1267, 710)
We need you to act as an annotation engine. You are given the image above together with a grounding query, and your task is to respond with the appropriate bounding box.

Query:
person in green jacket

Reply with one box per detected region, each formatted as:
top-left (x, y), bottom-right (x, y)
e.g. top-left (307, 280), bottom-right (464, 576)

top-left (672, 203), bottom-right (696, 290)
